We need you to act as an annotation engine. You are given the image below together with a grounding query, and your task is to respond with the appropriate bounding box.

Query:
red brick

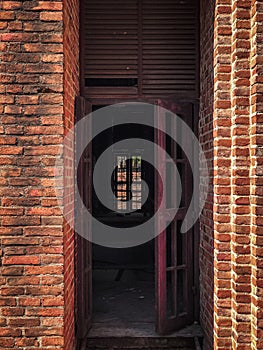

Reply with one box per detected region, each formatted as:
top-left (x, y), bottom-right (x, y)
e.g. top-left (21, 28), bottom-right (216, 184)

top-left (2, 308), bottom-right (25, 317)
top-left (0, 338), bottom-right (15, 347)
top-left (42, 336), bottom-right (64, 346)
top-left (40, 11), bottom-right (63, 21)
top-left (1, 216), bottom-right (40, 226)
top-left (3, 256), bottom-right (40, 265)
top-left (26, 307), bottom-right (63, 317)
top-left (8, 318), bottom-right (40, 327)
top-left (18, 298), bottom-right (41, 307)
top-left (4, 105), bottom-right (22, 114)
top-left (2, 1), bottom-right (21, 10)
top-left (0, 11), bottom-right (15, 20)
top-left (25, 1), bottom-right (62, 11)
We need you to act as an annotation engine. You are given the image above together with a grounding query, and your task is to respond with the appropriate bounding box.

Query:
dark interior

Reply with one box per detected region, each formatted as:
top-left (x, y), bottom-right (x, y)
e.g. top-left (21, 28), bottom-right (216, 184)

top-left (92, 242), bottom-right (155, 334)
top-left (91, 104), bottom-right (156, 332)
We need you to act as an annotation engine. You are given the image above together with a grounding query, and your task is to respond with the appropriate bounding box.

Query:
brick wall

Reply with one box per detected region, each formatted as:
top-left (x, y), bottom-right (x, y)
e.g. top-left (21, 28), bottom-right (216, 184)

top-left (199, 1), bottom-right (263, 349)
top-left (0, 0), bottom-right (76, 349)
top-left (250, 1), bottom-right (263, 349)
top-left (231, 1), bottom-right (252, 349)
top-left (199, 0), bottom-right (215, 348)
top-left (63, 0), bottom-right (80, 348)
top-left (213, 1), bottom-right (233, 349)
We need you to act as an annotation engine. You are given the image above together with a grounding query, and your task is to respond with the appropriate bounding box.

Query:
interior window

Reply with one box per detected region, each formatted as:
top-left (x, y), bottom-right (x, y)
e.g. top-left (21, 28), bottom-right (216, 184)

top-left (113, 154), bottom-right (142, 211)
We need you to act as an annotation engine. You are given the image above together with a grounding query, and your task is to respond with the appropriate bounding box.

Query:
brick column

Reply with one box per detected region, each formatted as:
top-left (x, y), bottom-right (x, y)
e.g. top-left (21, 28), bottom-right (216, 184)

top-left (0, 1), bottom-right (79, 349)
top-left (200, 1), bottom-right (263, 349)
top-left (250, 1), bottom-right (263, 349)
top-left (63, 0), bottom-right (80, 348)
top-left (199, 0), bottom-right (215, 348)
top-left (230, 1), bottom-right (252, 349)
top-left (213, 1), bottom-right (233, 349)
top-left (0, 1), bottom-right (65, 348)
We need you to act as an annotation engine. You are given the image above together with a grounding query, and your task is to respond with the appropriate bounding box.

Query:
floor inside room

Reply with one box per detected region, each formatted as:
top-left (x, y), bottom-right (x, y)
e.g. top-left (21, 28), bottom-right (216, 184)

top-left (90, 241), bottom-right (156, 337)
top-left (91, 273), bottom-right (155, 337)
top-left (89, 242), bottom-right (202, 340)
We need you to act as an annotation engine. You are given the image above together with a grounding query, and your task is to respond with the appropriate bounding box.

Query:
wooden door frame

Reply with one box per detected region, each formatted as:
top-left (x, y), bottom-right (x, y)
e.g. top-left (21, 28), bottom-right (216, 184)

top-left (155, 99), bottom-right (199, 334)
top-left (75, 97), bottom-right (200, 340)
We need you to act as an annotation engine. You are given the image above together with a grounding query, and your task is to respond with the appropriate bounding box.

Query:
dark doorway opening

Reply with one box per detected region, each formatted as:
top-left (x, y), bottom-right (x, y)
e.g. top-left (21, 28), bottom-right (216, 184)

top-left (90, 104), bottom-right (155, 335)
top-left (75, 100), bottom-right (200, 342)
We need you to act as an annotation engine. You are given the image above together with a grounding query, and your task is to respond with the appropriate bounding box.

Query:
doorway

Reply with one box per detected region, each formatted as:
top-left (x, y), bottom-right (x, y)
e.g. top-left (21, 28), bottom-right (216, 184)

top-left (75, 99), bottom-right (199, 340)
top-left (76, 0), bottom-right (200, 344)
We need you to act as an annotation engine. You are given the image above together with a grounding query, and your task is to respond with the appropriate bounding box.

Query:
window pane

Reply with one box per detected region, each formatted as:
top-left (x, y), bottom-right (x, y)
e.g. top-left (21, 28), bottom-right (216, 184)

top-left (177, 163), bottom-right (185, 208)
top-left (131, 156), bottom-right (142, 210)
top-left (166, 222), bottom-right (172, 268)
top-left (115, 155), bottom-right (128, 211)
top-left (177, 269), bottom-right (186, 315)
top-left (166, 112), bottom-right (172, 157)
top-left (166, 162), bottom-right (172, 209)
top-left (114, 154), bottom-right (143, 211)
top-left (176, 220), bottom-right (184, 266)
top-left (166, 271), bottom-right (176, 318)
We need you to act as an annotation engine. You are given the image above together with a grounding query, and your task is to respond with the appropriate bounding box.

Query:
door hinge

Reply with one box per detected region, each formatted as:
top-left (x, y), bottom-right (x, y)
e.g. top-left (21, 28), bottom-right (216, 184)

top-left (192, 285), bottom-right (197, 295)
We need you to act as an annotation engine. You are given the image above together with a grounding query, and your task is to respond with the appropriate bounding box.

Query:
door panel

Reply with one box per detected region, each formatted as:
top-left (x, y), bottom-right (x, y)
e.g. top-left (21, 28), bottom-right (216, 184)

top-left (155, 99), bottom-right (195, 335)
top-left (75, 96), bottom-right (93, 340)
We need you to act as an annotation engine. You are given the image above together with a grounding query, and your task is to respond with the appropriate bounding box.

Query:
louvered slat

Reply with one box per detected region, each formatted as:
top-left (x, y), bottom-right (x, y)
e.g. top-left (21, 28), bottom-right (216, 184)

top-left (82, 0), bottom-right (198, 98)
top-left (142, 0), bottom-right (198, 96)
top-left (83, 0), bottom-right (138, 94)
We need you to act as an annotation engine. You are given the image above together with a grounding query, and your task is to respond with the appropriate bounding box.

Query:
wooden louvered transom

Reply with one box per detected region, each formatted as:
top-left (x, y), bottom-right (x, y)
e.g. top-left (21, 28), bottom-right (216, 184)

top-left (81, 0), bottom-right (199, 99)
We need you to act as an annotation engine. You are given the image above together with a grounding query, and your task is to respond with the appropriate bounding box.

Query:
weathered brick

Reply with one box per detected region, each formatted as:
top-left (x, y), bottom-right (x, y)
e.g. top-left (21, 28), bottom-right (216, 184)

top-left (2, 1), bottom-right (20, 10)
top-left (18, 298), bottom-right (41, 307)
top-left (40, 11), bottom-right (63, 21)
top-left (2, 256), bottom-right (40, 265)
top-left (2, 216), bottom-right (40, 226)
top-left (0, 11), bottom-right (15, 20)
top-left (24, 1), bottom-right (62, 11)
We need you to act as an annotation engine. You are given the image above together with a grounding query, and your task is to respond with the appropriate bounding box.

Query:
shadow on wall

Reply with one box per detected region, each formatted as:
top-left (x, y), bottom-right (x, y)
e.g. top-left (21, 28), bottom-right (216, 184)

top-left (199, 0), bottom-right (215, 349)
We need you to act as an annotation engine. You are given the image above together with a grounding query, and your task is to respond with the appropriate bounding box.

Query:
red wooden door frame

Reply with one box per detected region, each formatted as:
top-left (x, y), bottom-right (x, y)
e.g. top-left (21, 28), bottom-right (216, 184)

top-left (155, 99), bottom-right (196, 335)
top-left (74, 97), bottom-right (199, 339)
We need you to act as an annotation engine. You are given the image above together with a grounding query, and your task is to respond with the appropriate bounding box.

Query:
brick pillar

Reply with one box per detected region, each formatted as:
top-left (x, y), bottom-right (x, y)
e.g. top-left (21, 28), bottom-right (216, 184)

top-left (63, 0), bottom-right (80, 348)
top-left (206, 1), bottom-right (263, 349)
top-left (213, 1), bottom-right (233, 349)
top-left (250, 1), bottom-right (263, 349)
top-left (230, 1), bottom-right (252, 349)
top-left (199, 0), bottom-right (215, 348)
top-left (0, 1), bottom-right (79, 349)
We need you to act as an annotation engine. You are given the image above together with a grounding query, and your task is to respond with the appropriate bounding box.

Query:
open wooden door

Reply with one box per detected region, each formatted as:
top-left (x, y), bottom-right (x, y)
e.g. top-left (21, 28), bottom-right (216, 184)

top-left (75, 96), bottom-right (93, 346)
top-left (155, 99), bottom-right (196, 335)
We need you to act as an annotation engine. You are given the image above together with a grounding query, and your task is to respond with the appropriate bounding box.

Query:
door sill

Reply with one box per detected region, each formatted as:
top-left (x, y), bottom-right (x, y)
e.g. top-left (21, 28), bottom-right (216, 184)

top-left (87, 323), bottom-right (203, 338)
top-left (85, 330), bottom-right (203, 350)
